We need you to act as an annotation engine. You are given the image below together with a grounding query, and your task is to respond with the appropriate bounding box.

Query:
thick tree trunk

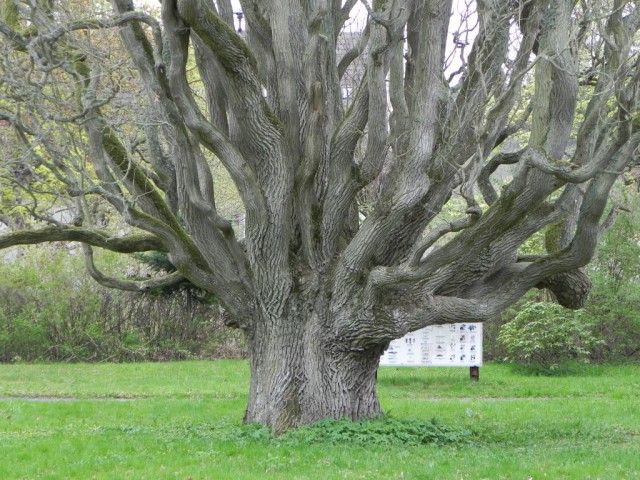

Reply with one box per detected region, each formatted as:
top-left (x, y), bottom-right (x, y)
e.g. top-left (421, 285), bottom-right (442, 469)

top-left (243, 300), bottom-right (385, 433)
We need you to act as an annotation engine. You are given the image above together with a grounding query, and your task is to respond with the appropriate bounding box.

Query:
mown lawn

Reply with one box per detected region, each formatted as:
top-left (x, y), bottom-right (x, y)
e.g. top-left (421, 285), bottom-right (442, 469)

top-left (1, 361), bottom-right (639, 479)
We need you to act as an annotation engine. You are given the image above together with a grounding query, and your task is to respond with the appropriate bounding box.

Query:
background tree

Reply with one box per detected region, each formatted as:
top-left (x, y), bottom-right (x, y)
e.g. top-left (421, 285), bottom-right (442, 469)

top-left (1, 0), bottom-right (639, 432)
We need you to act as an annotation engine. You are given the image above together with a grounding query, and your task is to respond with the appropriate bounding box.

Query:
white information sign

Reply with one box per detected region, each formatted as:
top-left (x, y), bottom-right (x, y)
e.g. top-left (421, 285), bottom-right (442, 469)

top-left (380, 323), bottom-right (482, 367)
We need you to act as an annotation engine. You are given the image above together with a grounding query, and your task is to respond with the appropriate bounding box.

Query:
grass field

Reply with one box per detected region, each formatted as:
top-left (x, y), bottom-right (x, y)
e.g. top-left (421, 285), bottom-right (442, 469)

top-left (1, 361), bottom-right (639, 479)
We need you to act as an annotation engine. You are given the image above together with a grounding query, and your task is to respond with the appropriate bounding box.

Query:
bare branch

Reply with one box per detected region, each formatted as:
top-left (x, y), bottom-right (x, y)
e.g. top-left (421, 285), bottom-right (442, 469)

top-left (525, 139), bottom-right (639, 183)
top-left (0, 226), bottom-right (166, 253)
top-left (599, 204), bottom-right (631, 237)
top-left (478, 149), bottom-right (523, 205)
top-left (35, 12), bottom-right (163, 62)
top-left (363, 207), bottom-right (483, 296)
top-left (337, 24), bottom-right (370, 80)
top-left (0, 19), bottom-right (27, 50)
top-left (410, 207), bottom-right (482, 266)
top-left (82, 244), bottom-right (184, 292)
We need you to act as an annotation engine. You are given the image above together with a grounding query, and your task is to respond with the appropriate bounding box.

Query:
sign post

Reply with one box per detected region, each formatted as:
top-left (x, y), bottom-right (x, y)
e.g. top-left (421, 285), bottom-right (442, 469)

top-left (380, 323), bottom-right (482, 379)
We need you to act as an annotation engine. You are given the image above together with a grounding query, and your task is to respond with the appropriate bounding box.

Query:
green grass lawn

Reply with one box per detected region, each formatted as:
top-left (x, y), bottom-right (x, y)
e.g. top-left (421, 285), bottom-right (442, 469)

top-left (1, 361), bottom-right (639, 479)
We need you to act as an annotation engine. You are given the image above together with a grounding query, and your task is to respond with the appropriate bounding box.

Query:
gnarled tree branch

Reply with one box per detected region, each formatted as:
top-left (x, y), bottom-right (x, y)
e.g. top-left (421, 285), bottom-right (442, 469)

top-left (0, 226), bottom-right (166, 253)
top-left (82, 244), bottom-right (184, 292)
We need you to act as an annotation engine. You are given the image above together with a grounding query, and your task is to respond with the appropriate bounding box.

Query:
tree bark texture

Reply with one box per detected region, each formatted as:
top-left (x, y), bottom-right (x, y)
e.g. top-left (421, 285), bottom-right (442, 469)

top-left (1, 0), bottom-right (640, 431)
top-left (243, 295), bottom-right (384, 433)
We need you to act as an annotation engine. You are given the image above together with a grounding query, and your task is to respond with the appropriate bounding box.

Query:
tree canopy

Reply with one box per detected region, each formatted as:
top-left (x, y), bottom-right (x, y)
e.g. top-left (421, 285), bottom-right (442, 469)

top-left (1, 0), bottom-right (639, 431)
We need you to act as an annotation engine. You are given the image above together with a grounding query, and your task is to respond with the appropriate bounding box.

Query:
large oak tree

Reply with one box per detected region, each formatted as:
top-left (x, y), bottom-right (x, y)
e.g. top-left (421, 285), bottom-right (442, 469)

top-left (1, 0), bottom-right (639, 432)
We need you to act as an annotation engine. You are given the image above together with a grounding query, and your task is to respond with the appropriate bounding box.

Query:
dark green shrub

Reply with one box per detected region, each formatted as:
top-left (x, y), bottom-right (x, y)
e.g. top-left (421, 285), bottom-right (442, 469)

top-left (279, 416), bottom-right (471, 445)
top-left (586, 284), bottom-right (640, 361)
top-left (498, 302), bottom-right (602, 372)
top-left (0, 307), bottom-right (52, 362)
top-left (585, 206), bottom-right (640, 361)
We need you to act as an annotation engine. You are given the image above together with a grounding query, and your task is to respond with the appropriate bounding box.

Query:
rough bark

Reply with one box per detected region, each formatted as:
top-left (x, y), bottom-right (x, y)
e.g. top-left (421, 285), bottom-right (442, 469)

top-left (244, 295), bottom-right (384, 433)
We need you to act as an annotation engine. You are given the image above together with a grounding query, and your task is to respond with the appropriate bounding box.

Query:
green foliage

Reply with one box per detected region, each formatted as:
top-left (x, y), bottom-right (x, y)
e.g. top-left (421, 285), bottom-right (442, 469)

top-left (0, 0), bottom-right (18, 27)
top-left (0, 306), bottom-right (51, 362)
top-left (279, 416), bottom-right (471, 446)
top-left (587, 282), bottom-right (640, 361)
top-left (586, 202), bottom-right (640, 361)
top-left (0, 246), bottom-right (245, 362)
top-left (518, 229), bottom-right (546, 256)
top-left (591, 199), bottom-right (640, 288)
top-left (133, 250), bottom-right (176, 273)
top-left (483, 289), bottom-right (555, 362)
top-left (498, 302), bottom-right (602, 372)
